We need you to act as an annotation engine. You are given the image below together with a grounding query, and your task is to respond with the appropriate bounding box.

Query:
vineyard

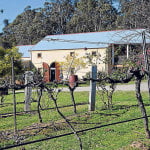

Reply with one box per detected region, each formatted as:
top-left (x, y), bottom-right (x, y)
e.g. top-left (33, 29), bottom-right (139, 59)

top-left (0, 73), bottom-right (150, 150)
top-left (0, 46), bottom-right (150, 149)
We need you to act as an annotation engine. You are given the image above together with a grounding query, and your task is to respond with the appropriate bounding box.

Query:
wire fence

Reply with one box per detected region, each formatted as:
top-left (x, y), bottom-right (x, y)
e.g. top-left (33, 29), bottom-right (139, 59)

top-left (2, 115), bottom-right (149, 150)
top-left (0, 69), bottom-right (150, 149)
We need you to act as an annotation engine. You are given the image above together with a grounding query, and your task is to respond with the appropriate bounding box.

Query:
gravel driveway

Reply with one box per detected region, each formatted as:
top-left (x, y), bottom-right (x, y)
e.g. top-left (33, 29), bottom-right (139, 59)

top-left (62, 82), bottom-right (149, 92)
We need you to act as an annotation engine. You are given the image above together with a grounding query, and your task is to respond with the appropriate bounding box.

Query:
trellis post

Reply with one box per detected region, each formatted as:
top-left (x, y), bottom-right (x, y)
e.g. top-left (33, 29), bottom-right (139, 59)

top-left (11, 57), bottom-right (17, 134)
top-left (24, 71), bottom-right (33, 111)
top-left (89, 65), bottom-right (97, 111)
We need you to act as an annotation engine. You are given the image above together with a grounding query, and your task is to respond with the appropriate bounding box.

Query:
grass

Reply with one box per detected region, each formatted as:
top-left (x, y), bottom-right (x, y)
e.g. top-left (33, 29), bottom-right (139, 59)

top-left (0, 89), bottom-right (150, 150)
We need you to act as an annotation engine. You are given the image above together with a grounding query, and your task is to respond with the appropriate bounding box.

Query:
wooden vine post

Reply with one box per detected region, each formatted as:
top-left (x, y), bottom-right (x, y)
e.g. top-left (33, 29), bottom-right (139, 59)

top-left (24, 71), bottom-right (33, 111)
top-left (12, 57), bottom-right (17, 134)
top-left (89, 65), bottom-right (97, 111)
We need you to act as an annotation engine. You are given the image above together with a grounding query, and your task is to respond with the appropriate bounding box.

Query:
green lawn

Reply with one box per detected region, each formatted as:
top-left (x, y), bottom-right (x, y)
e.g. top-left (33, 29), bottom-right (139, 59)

top-left (0, 89), bottom-right (150, 150)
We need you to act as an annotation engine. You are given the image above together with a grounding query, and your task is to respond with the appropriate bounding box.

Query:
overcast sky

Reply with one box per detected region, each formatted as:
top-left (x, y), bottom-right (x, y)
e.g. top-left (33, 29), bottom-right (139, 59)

top-left (0, 0), bottom-right (46, 31)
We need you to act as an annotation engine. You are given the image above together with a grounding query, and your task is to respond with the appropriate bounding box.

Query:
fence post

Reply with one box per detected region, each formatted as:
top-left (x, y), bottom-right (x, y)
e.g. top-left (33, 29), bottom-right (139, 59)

top-left (11, 57), bottom-right (17, 134)
top-left (89, 65), bottom-right (97, 111)
top-left (24, 71), bottom-right (33, 111)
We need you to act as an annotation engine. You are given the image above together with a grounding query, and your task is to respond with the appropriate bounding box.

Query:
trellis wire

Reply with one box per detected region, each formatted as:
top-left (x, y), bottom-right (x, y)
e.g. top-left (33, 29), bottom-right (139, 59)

top-left (1, 115), bottom-right (149, 150)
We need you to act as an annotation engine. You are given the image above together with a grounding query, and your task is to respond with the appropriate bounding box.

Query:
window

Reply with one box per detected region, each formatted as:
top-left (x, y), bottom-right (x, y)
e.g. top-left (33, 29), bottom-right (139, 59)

top-left (37, 53), bottom-right (42, 58)
top-left (70, 52), bottom-right (75, 57)
top-left (92, 51), bottom-right (96, 56)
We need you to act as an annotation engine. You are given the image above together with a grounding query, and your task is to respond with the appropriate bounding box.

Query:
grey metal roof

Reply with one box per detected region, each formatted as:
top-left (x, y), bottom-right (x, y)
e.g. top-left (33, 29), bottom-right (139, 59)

top-left (17, 45), bottom-right (34, 57)
top-left (31, 29), bottom-right (150, 51)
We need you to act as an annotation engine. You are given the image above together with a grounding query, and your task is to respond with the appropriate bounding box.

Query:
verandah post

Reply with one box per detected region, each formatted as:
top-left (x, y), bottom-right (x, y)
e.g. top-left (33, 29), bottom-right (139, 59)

top-left (89, 65), bottom-right (97, 111)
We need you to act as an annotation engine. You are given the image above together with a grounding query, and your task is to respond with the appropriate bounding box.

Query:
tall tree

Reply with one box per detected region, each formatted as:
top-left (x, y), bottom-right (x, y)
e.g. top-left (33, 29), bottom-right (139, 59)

top-left (2, 6), bottom-right (37, 45)
top-left (46, 0), bottom-right (75, 34)
top-left (1, 0), bottom-right (75, 45)
top-left (116, 0), bottom-right (150, 29)
top-left (67, 0), bottom-right (118, 33)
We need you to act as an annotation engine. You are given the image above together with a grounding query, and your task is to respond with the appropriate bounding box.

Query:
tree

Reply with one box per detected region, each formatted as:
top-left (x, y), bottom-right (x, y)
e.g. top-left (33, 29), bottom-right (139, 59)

top-left (1, 0), bottom-right (75, 45)
top-left (45, 0), bottom-right (75, 34)
top-left (67, 0), bottom-right (118, 33)
top-left (1, 6), bottom-right (49, 45)
top-left (116, 0), bottom-right (150, 29)
top-left (2, 8), bottom-right (34, 45)
top-left (0, 46), bottom-right (23, 77)
top-left (61, 53), bottom-right (86, 77)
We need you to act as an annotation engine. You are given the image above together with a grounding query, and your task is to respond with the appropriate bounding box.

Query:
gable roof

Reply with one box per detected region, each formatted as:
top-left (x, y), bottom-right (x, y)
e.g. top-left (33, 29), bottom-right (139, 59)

top-left (17, 45), bottom-right (34, 57)
top-left (31, 29), bottom-right (150, 51)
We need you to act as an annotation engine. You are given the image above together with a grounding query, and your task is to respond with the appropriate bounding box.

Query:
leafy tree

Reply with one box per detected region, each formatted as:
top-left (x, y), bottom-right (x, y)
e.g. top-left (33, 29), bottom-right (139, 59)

top-left (2, 7), bottom-right (37, 45)
top-left (45, 0), bottom-right (75, 34)
top-left (61, 53), bottom-right (86, 76)
top-left (0, 46), bottom-right (23, 77)
top-left (116, 0), bottom-right (150, 29)
top-left (2, 6), bottom-right (49, 45)
top-left (1, 0), bottom-right (75, 45)
top-left (67, 0), bottom-right (118, 33)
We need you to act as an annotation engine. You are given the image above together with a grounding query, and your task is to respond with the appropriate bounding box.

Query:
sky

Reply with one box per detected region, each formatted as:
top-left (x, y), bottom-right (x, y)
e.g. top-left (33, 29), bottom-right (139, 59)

top-left (0, 0), bottom-right (46, 31)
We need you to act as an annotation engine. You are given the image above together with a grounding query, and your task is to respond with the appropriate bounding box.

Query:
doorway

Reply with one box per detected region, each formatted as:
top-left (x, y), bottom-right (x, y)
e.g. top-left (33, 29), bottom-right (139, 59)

top-left (50, 62), bottom-right (56, 81)
top-left (50, 62), bottom-right (60, 82)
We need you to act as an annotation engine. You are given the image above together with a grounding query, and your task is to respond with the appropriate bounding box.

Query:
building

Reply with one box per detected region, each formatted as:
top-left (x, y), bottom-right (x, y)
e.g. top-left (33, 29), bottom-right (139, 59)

top-left (16, 45), bottom-right (34, 70)
top-left (17, 29), bottom-right (150, 82)
top-left (17, 45), bottom-right (33, 61)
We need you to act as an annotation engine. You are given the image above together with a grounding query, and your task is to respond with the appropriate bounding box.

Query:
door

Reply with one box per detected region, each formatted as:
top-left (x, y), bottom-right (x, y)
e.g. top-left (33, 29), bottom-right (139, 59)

top-left (55, 62), bottom-right (60, 81)
top-left (50, 68), bottom-right (56, 81)
top-left (43, 62), bottom-right (50, 82)
top-left (50, 62), bottom-right (60, 81)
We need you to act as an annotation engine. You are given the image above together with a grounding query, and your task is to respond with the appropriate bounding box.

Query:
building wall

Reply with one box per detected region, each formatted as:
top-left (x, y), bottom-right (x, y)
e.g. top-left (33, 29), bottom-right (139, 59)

top-left (31, 48), bottom-right (108, 79)
top-left (21, 57), bottom-right (31, 61)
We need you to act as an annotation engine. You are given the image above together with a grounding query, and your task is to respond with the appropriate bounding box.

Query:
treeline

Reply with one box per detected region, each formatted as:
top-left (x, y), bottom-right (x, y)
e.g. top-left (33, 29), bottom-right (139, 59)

top-left (0, 0), bottom-right (150, 47)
